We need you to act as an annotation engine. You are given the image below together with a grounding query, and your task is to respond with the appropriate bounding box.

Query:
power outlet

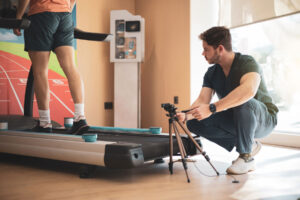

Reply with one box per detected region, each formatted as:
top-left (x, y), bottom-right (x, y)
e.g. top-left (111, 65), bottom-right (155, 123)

top-left (174, 96), bottom-right (179, 104)
top-left (104, 102), bottom-right (113, 110)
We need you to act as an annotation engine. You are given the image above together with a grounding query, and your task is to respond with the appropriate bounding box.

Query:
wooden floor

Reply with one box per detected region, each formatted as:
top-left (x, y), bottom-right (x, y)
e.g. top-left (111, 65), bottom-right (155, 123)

top-left (0, 139), bottom-right (299, 200)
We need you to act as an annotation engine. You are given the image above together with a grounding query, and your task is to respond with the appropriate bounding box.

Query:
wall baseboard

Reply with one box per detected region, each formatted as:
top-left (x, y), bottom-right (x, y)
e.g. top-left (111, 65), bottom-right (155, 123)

top-left (258, 132), bottom-right (300, 148)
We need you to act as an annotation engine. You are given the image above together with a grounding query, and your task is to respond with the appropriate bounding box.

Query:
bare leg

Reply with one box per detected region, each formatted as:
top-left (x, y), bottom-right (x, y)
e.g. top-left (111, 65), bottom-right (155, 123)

top-left (54, 46), bottom-right (89, 134)
top-left (28, 51), bottom-right (51, 110)
top-left (54, 46), bottom-right (84, 104)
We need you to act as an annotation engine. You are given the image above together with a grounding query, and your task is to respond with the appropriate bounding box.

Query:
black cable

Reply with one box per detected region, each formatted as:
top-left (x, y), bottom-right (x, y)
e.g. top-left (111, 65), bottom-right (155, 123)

top-left (192, 161), bottom-right (240, 184)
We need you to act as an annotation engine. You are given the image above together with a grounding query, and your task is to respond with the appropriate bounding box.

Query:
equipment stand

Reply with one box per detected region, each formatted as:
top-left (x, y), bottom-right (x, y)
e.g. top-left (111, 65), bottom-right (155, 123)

top-left (166, 109), bottom-right (220, 183)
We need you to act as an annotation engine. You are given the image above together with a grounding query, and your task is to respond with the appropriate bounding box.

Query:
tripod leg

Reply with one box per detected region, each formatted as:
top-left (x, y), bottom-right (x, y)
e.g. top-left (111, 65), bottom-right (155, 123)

top-left (176, 120), bottom-right (220, 176)
top-left (173, 122), bottom-right (187, 157)
top-left (169, 119), bottom-right (174, 174)
top-left (172, 122), bottom-right (191, 183)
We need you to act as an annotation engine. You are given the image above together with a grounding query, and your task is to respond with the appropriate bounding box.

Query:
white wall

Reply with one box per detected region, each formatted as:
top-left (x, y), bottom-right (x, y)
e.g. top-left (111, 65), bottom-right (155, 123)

top-left (190, 0), bottom-right (219, 104)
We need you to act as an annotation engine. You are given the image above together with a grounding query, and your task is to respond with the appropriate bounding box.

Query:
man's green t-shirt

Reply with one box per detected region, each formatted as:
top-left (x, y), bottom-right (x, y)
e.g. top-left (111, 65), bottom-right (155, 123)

top-left (202, 52), bottom-right (278, 115)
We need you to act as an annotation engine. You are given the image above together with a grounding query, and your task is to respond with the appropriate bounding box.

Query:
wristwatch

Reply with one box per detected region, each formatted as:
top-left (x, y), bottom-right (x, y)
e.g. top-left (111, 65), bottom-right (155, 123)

top-left (209, 103), bottom-right (216, 114)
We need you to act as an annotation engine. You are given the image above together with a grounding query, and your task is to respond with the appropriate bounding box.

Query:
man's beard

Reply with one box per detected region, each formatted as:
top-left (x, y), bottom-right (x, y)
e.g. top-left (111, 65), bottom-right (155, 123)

top-left (207, 51), bottom-right (220, 64)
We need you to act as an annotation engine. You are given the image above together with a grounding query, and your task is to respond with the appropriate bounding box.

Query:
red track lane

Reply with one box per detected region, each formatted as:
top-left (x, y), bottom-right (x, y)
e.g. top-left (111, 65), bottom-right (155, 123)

top-left (0, 50), bottom-right (74, 125)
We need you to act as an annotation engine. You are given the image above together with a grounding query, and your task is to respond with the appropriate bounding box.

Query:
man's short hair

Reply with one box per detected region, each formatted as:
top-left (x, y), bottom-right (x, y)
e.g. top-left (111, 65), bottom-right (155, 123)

top-left (199, 26), bottom-right (232, 51)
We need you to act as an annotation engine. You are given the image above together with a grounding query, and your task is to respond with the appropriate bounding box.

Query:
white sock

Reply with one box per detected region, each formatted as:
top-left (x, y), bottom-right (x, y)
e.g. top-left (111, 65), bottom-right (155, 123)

top-left (38, 109), bottom-right (51, 127)
top-left (74, 103), bottom-right (85, 122)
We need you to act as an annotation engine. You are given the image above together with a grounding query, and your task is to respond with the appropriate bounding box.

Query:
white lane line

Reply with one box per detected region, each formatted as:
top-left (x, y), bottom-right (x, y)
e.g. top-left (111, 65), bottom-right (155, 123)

top-left (0, 78), bottom-right (27, 80)
top-left (0, 64), bottom-right (24, 113)
top-left (0, 69), bottom-right (27, 73)
top-left (0, 54), bottom-right (74, 114)
top-left (0, 54), bottom-right (29, 71)
top-left (50, 91), bottom-right (74, 115)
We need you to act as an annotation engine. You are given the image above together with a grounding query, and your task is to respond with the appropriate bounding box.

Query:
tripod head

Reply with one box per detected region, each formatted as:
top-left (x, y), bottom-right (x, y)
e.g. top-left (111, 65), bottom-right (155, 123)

top-left (161, 103), bottom-right (177, 117)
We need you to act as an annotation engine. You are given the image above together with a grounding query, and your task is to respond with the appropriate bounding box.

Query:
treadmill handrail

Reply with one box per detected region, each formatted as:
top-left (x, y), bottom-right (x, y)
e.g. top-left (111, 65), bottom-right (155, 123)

top-left (0, 18), bottom-right (30, 29)
top-left (74, 27), bottom-right (112, 42)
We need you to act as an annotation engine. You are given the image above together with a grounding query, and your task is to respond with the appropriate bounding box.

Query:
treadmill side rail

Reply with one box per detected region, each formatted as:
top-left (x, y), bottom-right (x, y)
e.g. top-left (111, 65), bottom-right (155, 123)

top-left (0, 130), bottom-right (144, 168)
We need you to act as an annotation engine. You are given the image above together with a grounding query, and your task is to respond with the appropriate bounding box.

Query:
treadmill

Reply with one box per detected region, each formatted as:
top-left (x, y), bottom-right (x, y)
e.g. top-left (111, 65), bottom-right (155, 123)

top-left (0, 17), bottom-right (198, 176)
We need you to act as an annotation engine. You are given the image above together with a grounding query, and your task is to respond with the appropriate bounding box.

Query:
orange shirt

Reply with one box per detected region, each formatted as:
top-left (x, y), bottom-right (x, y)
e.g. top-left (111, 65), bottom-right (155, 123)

top-left (28, 0), bottom-right (71, 16)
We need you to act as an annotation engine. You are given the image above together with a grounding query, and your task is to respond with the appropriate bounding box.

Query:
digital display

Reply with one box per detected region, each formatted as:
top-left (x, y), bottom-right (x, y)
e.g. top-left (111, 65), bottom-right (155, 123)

top-left (126, 21), bottom-right (140, 32)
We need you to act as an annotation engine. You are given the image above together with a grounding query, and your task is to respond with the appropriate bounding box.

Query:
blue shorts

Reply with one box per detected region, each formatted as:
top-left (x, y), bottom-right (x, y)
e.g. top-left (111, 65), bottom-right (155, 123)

top-left (24, 12), bottom-right (74, 51)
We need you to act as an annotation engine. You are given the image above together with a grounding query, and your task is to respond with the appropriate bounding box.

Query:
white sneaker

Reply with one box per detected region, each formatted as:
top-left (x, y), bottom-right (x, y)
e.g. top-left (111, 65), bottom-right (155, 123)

top-left (251, 141), bottom-right (262, 156)
top-left (227, 157), bottom-right (255, 175)
top-left (232, 141), bottom-right (262, 164)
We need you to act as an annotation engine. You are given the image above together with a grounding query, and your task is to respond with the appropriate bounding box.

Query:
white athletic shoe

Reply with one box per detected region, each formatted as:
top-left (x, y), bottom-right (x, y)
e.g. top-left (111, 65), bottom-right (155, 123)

top-left (227, 157), bottom-right (255, 175)
top-left (232, 141), bottom-right (262, 164)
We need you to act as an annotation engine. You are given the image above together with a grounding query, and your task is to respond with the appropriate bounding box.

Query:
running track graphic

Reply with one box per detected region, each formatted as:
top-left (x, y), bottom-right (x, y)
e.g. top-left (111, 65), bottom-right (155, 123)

top-left (0, 50), bottom-right (74, 125)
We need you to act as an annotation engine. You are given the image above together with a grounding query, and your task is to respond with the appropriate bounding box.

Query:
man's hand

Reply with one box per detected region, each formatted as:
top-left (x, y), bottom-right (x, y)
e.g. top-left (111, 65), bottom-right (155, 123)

top-left (176, 112), bottom-right (186, 123)
top-left (13, 0), bottom-right (30, 36)
top-left (187, 104), bottom-right (211, 120)
top-left (13, 28), bottom-right (22, 36)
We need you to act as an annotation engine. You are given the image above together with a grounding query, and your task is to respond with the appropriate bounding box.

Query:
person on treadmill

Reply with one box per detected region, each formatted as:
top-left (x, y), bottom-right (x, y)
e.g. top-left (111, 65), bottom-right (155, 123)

top-left (177, 26), bottom-right (278, 175)
top-left (13, 0), bottom-right (89, 134)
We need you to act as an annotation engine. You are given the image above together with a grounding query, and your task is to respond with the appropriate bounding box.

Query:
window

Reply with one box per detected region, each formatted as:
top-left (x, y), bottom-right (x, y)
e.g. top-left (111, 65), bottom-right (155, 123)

top-left (230, 12), bottom-right (300, 134)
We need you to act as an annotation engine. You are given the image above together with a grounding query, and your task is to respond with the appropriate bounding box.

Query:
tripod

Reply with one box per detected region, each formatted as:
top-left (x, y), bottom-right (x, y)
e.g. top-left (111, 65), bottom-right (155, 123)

top-left (162, 104), bottom-right (219, 183)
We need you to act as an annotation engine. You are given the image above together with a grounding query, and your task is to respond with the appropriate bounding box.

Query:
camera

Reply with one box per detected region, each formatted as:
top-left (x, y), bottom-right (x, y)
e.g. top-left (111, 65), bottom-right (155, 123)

top-left (161, 103), bottom-right (177, 114)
